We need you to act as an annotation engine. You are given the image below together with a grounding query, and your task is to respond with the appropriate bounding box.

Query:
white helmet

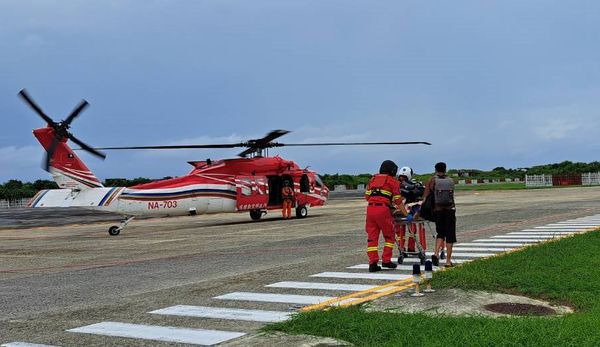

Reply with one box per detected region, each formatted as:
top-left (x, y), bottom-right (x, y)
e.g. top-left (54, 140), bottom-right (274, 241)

top-left (398, 166), bottom-right (413, 180)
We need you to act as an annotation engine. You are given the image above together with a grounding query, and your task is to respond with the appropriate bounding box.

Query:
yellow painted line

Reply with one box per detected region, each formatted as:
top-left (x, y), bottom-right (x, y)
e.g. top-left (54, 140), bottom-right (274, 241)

top-left (300, 277), bottom-right (413, 312)
top-left (337, 282), bottom-right (416, 308)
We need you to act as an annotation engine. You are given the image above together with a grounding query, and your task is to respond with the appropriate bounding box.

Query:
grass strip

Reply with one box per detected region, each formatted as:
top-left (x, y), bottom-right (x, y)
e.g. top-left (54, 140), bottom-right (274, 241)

top-left (266, 231), bottom-right (600, 346)
top-left (455, 182), bottom-right (526, 191)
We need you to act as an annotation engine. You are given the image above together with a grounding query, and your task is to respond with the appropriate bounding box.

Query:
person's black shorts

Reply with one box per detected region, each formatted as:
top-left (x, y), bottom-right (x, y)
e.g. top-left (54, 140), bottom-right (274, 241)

top-left (434, 209), bottom-right (456, 243)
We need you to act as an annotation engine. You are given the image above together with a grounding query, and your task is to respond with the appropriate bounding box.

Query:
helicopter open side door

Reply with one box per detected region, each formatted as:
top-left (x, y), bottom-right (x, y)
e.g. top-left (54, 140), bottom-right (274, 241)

top-left (235, 176), bottom-right (269, 211)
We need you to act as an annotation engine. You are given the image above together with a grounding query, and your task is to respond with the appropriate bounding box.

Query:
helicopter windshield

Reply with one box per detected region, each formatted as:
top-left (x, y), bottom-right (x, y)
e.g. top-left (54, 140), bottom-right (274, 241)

top-left (315, 175), bottom-right (324, 188)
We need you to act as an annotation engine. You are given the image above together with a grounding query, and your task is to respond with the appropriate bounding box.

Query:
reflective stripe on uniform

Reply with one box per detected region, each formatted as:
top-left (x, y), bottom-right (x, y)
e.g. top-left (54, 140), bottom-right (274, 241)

top-left (367, 246), bottom-right (378, 252)
top-left (375, 189), bottom-right (392, 196)
top-left (393, 195), bottom-right (402, 200)
top-left (384, 242), bottom-right (395, 248)
top-left (365, 190), bottom-right (372, 195)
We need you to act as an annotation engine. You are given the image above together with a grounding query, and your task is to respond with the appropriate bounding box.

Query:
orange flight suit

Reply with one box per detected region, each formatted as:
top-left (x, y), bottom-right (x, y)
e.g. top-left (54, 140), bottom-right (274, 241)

top-left (365, 174), bottom-right (403, 264)
top-left (282, 186), bottom-right (294, 219)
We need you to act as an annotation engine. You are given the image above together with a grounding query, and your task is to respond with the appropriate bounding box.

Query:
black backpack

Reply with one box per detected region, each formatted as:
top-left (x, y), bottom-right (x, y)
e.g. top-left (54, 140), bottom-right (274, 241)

top-left (434, 176), bottom-right (455, 207)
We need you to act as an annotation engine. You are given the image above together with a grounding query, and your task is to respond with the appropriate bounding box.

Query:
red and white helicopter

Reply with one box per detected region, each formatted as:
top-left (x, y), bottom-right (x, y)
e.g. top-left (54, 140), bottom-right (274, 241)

top-left (20, 89), bottom-right (430, 236)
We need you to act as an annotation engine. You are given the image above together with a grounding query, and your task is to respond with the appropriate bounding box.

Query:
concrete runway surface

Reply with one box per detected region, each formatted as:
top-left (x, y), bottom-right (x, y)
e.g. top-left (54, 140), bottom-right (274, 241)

top-left (1, 186), bottom-right (600, 346)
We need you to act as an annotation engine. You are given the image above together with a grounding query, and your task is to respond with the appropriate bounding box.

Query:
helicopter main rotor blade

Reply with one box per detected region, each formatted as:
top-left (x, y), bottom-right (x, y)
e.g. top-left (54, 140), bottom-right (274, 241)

top-left (69, 134), bottom-right (107, 159)
top-left (237, 130), bottom-right (291, 157)
top-left (88, 143), bottom-right (245, 150)
top-left (277, 141), bottom-right (432, 147)
top-left (63, 100), bottom-right (89, 126)
top-left (252, 130), bottom-right (290, 146)
top-left (18, 89), bottom-right (55, 125)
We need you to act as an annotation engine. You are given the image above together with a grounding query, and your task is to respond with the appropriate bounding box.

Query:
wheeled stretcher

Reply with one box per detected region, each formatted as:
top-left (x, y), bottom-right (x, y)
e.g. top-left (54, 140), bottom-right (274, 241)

top-left (394, 216), bottom-right (428, 264)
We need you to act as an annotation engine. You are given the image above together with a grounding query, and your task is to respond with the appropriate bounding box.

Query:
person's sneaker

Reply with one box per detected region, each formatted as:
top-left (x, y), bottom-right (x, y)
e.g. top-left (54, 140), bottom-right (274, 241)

top-left (369, 263), bottom-right (382, 272)
top-left (431, 254), bottom-right (439, 266)
top-left (381, 262), bottom-right (397, 269)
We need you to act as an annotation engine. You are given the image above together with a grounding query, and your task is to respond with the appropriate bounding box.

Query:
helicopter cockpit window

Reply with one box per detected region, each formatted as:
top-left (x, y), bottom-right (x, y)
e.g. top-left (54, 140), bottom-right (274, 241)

top-left (314, 175), bottom-right (324, 188)
top-left (240, 178), bottom-right (253, 196)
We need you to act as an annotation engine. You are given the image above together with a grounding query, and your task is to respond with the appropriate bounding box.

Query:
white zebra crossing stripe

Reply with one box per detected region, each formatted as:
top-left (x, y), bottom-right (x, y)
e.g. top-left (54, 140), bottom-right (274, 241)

top-left (492, 235), bottom-right (555, 239)
top-left (456, 242), bottom-right (526, 247)
top-left (451, 247), bottom-right (514, 252)
top-left (310, 272), bottom-right (411, 281)
top-left (450, 252), bottom-right (497, 258)
top-left (1, 343), bottom-right (59, 347)
top-left (474, 238), bottom-right (540, 243)
top-left (534, 225), bottom-right (590, 230)
top-left (548, 223), bottom-right (599, 226)
top-left (214, 292), bottom-right (337, 305)
top-left (67, 322), bottom-right (245, 345)
top-left (266, 281), bottom-right (401, 292)
top-left (512, 231), bottom-right (579, 234)
top-left (150, 305), bottom-right (291, 322)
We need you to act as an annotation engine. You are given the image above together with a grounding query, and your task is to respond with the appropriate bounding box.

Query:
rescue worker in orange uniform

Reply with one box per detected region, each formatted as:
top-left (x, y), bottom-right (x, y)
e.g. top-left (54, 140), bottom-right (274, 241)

top-left (281, 181), bottom-right (294, 219)
top-left (364, 160), bottom-right (404, 272)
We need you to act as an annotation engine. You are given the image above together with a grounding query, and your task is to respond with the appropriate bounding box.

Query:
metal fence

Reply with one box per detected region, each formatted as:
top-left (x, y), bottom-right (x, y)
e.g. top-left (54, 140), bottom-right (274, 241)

top-left (525, 174), bottom-right (553, 188)
top-left (526, 172), bottom-right (600, 188)
top-left (582, 172), bottom-right (600, 186)
top-left (0, 198), bottom-right (30, 209)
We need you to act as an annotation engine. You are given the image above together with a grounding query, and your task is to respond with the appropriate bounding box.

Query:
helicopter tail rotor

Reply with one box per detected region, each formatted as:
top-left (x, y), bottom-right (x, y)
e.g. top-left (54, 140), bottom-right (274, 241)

top-left (18, 89), bottom-right (106, 171)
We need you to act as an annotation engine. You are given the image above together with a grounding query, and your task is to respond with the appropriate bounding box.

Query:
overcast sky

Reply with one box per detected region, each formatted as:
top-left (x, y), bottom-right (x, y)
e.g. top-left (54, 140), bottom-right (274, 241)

top-left (1, 1), bottom-right (599, 182)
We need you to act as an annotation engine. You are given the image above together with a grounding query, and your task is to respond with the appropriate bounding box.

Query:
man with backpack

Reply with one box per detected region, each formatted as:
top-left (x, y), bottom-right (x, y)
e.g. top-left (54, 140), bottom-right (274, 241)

top-left (424, 162), bottom-right (456, 267)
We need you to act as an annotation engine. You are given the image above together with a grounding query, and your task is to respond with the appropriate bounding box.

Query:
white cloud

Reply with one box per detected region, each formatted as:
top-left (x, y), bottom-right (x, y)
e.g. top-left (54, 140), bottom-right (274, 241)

top-left (533, 118), bottom-right (582, 141)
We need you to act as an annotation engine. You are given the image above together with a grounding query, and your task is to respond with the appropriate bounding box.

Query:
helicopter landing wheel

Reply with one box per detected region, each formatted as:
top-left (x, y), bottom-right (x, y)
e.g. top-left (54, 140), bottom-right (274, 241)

top-left (250, 210), bottom-right (263, 221)
top-left (108, 225), bottom-right (121, 236)
top-left (295, 205), bottom-right (308, 219)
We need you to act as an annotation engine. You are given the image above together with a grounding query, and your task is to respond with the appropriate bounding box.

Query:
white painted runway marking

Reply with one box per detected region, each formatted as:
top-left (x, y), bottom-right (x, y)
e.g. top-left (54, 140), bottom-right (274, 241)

top-left (512, 231), bottom-right (579, 234)
top-left (1, 343), bottom-right (60, 347)
top-left (474, 238), bottom-right (540, 243)
top-left (452, 247), bottom-right (514, 252)
top-left (456, 242), bottom-right (527, 247)
top-left (531, 228), bottom-right (587, 232)
top-left (214, 292), bottom-right (336, 305)
top-left (548, 223), bottom-right (599, 226)
top-left (492, 235), bottom-right (555, 239)
top-left (266, 281), bottom-right (400, 292)
top-left (347, 264), bottom-right (442, 271)
top-left (150, 305), bottom-right (291, 322)
top-left (533, 226), bottom-right (590, 229)
top-left (450, 252), bottom-right (497, 258)
top-left (310, 272), bottom-right (411, 281)
top-left (67, 322), bottom-right (245, 345)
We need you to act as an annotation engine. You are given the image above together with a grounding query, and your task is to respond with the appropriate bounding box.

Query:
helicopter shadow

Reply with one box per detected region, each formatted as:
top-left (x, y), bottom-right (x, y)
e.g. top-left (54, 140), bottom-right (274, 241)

top-left (199, 214), bottom-right (324, 228)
